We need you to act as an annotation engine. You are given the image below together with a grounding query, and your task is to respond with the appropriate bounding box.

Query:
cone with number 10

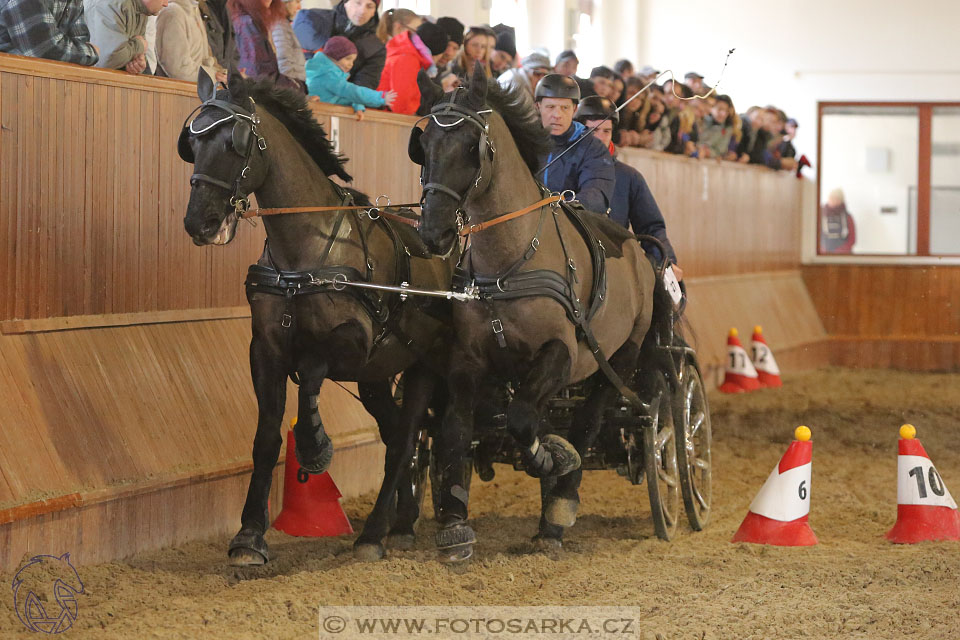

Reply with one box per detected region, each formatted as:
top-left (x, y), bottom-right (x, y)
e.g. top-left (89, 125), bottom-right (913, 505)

top-left (731, 426), bottom-right (818, 546)
top-left (719, 328), bottom-right (760, 393)
top-left (886, 424), bottom-right (960, 544)
top-left (751, 326), bottom-right (782, 388)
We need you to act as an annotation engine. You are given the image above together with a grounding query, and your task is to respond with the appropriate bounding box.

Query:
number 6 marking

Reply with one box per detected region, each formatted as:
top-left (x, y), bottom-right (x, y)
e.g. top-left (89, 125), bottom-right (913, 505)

top-left (798, 480), bottom-right (807, 500)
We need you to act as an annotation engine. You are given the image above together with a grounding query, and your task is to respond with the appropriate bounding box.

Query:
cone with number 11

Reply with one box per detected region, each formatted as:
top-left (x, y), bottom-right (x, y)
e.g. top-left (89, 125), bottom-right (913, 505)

top-left (731, 426), bottom-right (818, 546)
top-left (886, 424), bottom-right (960, 544)
top-left (719, 328), bottom-right (760, 393)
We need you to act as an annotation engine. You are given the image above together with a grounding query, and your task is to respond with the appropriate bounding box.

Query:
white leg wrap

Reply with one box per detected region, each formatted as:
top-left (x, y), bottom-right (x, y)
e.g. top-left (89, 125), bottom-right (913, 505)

top-left (529, 437), bottom-right (540, 456)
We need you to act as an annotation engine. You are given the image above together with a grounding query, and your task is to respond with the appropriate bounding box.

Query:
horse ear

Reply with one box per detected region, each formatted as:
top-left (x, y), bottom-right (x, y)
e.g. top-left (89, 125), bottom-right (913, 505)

top-left (416, 69), bottom-right (442, 114)
top-left (467, 62), bottom-right (487, 107)
top-left (197, 67), bottom-right (216, 102)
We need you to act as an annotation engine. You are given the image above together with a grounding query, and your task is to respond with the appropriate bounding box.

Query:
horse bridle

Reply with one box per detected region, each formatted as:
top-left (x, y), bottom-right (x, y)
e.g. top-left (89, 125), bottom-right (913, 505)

top-left (178, 96), bottom-right (267, 218)
top-left (409, 88), bottom-right (496, 230)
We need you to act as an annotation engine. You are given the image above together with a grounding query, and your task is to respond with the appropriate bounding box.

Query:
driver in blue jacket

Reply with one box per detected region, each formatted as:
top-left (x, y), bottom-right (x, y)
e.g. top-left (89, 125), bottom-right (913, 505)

top-left (574, 95), bottom-right (683, 281)
top-left (535, 74), bottom-right (615, 215)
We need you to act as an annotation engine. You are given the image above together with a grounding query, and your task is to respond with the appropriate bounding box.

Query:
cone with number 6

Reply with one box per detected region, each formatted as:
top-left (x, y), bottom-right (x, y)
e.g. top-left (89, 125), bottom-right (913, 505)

top-left (751, 326), bottom-right (782, 388)
top-left (719, 328), bottom-right (760, 393)
top-left (732, 426), bottom-right (818, 546)
top-left (886, 424), bottom-right (960, 544)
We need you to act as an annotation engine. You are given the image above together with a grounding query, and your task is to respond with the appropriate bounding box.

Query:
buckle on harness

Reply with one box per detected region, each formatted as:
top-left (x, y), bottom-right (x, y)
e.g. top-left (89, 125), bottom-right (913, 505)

top-left (491, 318), bottom-right (507, 348)
top-left (281, 313), bottom-right (292, 328)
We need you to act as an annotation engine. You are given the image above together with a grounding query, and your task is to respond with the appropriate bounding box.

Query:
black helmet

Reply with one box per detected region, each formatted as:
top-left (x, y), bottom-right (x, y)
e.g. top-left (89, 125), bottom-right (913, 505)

top-left (534, 74), bottom-right (581, 104)
top-left (574, 96), bottom-right (619, 125)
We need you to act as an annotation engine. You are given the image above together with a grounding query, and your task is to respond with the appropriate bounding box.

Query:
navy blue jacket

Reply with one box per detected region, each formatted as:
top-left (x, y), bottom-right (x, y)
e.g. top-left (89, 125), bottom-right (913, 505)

top-left (540, 121), bottom-right (615, 215)
top-left (611, 158), bottom-right (678, 265)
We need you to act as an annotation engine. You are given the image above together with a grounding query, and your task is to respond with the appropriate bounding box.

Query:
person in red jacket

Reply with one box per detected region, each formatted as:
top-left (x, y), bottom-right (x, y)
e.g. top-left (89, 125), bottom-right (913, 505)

top-left (377, 21), bottom-right (448, 115)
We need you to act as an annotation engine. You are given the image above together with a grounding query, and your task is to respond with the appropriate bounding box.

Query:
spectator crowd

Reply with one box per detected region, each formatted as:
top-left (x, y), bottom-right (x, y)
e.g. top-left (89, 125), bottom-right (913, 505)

top-left (0, 0), bottom-right (804, 172)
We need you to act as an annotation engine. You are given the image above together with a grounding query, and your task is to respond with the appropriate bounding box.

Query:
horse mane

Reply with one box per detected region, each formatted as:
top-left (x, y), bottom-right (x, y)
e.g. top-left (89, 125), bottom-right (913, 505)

top-left (226, 77), bottom-right (352, 182)
top-left (481, 81), bottom-right (552, 176)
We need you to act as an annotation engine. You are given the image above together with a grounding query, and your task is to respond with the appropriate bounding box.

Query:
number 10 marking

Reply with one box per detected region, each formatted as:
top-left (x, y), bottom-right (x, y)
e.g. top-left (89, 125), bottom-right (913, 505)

top-left (908, 465), bottom-right (945, 498)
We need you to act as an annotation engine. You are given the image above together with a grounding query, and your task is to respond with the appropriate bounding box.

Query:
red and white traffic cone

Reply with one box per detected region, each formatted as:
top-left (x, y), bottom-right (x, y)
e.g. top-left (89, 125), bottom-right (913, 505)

top-left (732, 426), bottom-right (818, 546)
top-left (751, 325), bottom-right (782, 388)
top-left (886, 424), bottom-right (960, 544)
top-left (719, 328), bottom-right (760, 393)
top-left (272, 420), bottom-right (353, 537)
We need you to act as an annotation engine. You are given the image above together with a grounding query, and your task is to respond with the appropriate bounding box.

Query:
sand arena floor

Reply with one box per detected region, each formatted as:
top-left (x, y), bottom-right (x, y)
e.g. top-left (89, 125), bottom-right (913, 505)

top-left (2, 368), bottom-right (960, 639)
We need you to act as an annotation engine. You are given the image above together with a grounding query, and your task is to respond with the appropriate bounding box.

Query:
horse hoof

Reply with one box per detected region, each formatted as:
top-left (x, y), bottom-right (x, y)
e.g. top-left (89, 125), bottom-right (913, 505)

top-left (544, 496), bottom-right (579, 528)
top-left (229, 548), bottom-right (267, 567)
top-left (525, 434), bottom-right (581, 478)
top-left (353, 542), bottom-right (385, 562)
top-left (296, 434), bottom-right (333, 475)
top-left (228, 528), bottom-right (269, 566)
top-left (386, 533), bottom-right (416, 551)
top-left (531, 534), bottom-right (563, 552)
top-left (438, 544), bottom-right (474, 564)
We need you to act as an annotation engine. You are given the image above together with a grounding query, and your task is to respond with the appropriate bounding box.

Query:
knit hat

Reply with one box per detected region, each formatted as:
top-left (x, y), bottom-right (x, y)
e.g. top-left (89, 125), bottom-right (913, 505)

top-left (494, 31), bottom-right (516, 59)
top-left (436, 17), bottom-right (464, 46)
top-left (520, 52), bottom-right (550, 72)
top-left (555, 49), bottom-right (578, 66)
top-left (416, 22), bottom-right (449, 57)
top-left (323, 36), bottom-right (357, 61)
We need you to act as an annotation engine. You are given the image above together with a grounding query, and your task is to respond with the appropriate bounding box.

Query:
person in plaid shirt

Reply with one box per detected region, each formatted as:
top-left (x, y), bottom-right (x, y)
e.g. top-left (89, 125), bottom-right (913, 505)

top-left (0, 0), bottom-right (100, 65)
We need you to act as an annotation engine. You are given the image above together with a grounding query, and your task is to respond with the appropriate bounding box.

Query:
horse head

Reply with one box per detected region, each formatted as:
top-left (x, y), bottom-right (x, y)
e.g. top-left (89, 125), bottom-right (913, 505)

top-left (412, 63), bottom-right (495, 256)
top-left (179, 68), bottom-right (269, 246)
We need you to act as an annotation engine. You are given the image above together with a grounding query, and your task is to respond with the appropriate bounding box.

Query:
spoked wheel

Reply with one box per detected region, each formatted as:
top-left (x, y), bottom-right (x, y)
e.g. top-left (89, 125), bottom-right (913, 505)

top-left (675, 360), bottom-right (712, 530)
top-left (643, 373), bottom-right (681, 541)
top-left (408, 429), bottom-right (430, 529)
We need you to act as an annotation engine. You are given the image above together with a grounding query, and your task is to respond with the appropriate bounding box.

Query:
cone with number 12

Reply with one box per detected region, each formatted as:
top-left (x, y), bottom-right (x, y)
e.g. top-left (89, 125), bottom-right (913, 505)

top-left (719, 328), bottom-right (760, 393)
top-left (731, 426), bottom-right (818, 546)
top-left (886, 424), bottom-right (960, 544)
top-left (751, 326), bottom-right (782, 388)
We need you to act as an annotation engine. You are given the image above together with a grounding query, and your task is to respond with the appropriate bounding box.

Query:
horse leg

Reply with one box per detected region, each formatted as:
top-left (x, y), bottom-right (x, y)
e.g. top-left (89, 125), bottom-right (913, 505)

top-left (292, 357), bottom-right (332, 475)
top-left (229, 333), bottom-right (288, 566)
top-left (508, 339), bottom-right (581, 479)
top-left (350, 379), bottom-right (401, 560)
top-left (434, 357), bottom-right (482, 563)
top-left (387, 365), bottom-right (440, 548)
top-left (539, 340), bottom-right (643, 541)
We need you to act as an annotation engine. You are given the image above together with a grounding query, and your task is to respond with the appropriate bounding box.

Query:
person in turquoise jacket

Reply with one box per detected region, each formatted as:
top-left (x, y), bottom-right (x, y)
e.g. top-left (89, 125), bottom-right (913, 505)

top-left (305, 35), bottom-right (395, 119)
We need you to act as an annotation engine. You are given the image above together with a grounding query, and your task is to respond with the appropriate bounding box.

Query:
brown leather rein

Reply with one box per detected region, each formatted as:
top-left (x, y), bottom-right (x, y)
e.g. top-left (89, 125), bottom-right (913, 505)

top-left (241, 194), bottom-right (563, 237)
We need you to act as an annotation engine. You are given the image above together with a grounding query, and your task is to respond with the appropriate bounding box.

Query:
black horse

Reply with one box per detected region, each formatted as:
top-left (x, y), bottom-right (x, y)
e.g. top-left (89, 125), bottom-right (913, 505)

top-left (179, 70), bottom-right (455, 564)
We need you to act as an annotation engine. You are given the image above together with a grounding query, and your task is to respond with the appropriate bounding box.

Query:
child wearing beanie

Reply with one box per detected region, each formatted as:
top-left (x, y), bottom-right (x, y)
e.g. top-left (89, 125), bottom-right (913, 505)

top-left (376, 21), bottom-right (449, 115)
top-left (305, 35), bottom-right (396, 119)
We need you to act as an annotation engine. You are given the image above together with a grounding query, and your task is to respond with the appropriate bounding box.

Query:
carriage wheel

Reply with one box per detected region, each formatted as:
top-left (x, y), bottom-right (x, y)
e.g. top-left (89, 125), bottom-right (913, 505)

top-left (643, 374), bottom-right (681, 541)
top-left (674, 361), bottom-right (712, 530)
top-left (408, 429), bottom-right (430, 529)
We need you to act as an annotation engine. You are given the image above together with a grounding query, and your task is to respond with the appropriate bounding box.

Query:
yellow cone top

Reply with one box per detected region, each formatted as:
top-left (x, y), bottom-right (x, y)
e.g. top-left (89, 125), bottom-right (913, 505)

top-left (899, 424), bottom-right (916, 440)
top-left (291, 417), bottom-right (298, 428)
top-left (729, 327), bottom-right (739, 338)
top-left (795, 425), bottom-right (811, 442)
top-left (754, 325), bottom-right (763, 334)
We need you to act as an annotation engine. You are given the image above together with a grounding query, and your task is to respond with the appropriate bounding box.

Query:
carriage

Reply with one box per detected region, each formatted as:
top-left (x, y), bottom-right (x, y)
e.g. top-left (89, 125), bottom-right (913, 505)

top-left (408, 289), bottom-right (713, 542)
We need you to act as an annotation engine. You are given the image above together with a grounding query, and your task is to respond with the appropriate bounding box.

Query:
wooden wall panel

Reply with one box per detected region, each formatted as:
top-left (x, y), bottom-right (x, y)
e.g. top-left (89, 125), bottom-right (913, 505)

top-left (803, 265), bottom-right (960, 337)
top-left (0, 55), bottom-right (262, 323)
top-left (683, 270), bottom-right (828, 386)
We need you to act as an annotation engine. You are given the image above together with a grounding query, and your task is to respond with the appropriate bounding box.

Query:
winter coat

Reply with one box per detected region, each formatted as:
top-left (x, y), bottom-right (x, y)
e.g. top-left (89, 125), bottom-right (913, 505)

top-left (292, 1), bottom-right (385, 90)
top-left (610, 159), bottom-right (677, 264)
top-left (377, 31), bottom-right (432, 116)
top-left (197, 0), bottom-right (237, 69)
top-left (84, 0), bottom-right (150, 69)
top-left (698, 114), bottom-right (735, 159)
top-left (820, 204), bottom-right (856, 254)
top-left (305, 51), bottom-right (384, 112)
top-left (271, 18), bottom-right (305, 82)
top-left (0, 0), bottom-right (99, 65)
top-left (539, 121), bottom-right (615, 215)
top-left (155, 0), bottom-right (219, 81)
top-left (233, 13), bottom-right (302, 91)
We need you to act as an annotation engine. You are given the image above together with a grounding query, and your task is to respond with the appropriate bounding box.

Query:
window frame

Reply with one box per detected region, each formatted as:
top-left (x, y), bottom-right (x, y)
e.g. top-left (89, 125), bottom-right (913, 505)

top-left (816, 100), bottom-right (960, 259)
